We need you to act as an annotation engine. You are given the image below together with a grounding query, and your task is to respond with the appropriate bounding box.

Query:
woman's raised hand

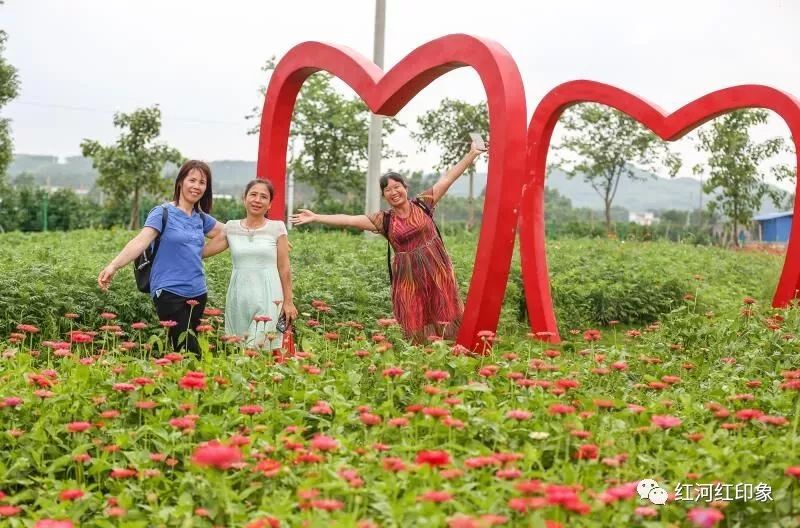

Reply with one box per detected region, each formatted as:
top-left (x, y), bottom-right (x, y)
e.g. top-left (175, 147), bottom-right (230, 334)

top-left (470, 140), bottom-right (488, 156)
top-left (290, 209), bottom-right (317, 226)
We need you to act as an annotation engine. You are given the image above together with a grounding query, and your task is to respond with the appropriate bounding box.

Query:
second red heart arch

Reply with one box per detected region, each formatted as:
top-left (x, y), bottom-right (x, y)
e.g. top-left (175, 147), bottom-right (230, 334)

top-left (520, 80), bottom-right (800, 342)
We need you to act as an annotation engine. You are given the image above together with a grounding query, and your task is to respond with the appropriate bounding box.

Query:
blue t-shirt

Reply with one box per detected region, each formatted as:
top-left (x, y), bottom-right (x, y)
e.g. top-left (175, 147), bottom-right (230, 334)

top-left (144, 203), bottom-right (217, 299)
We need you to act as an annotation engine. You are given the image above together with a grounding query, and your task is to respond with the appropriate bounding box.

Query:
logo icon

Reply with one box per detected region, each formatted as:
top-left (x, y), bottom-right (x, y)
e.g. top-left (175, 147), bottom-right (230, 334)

top-left (637, 479), bottom-right (668, 505)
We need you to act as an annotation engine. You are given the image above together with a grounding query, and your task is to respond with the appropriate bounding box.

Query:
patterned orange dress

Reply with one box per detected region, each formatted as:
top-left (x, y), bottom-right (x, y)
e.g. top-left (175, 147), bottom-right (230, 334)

top-left (369, 188), bottom-right (463, 343)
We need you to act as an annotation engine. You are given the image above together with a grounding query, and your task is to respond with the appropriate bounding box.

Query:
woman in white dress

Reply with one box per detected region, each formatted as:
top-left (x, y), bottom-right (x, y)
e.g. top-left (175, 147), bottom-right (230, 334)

top-left (203, 179), bottom-right (298, 351)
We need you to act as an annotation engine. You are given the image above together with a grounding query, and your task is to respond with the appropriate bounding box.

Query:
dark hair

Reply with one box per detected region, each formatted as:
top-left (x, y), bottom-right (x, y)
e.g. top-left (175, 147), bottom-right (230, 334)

top-left (379, 171), bottom-right (407, 193)
top-left (243, 179), bottom-right (275, 201)
top-left (173, 160), bottom-right (213, 214)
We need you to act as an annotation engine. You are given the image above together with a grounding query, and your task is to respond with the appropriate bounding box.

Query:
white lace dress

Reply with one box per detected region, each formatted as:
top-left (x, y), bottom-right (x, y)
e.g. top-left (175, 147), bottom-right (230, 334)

top-left (223, 219), bottom-right (288, 349)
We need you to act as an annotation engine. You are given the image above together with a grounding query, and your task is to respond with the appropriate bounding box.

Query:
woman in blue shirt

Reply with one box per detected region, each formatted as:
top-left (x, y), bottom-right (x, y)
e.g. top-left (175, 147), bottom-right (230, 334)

top-left (98, 160), bottom-right (225, 353)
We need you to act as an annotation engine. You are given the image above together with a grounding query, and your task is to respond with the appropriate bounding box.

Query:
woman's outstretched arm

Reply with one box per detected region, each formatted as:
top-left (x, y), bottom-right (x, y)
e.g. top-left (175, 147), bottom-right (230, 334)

top-left (290, 209), bottom-right (377, 232)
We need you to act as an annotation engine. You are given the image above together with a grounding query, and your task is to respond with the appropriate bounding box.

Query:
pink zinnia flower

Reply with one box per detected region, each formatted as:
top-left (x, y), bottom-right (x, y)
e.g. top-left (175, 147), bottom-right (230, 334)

top-left (651, 415), bottom-right (682, 429)
top-left (506, 409), bottom-right (532, 421)
top-left (35, 521), bottom-right (74, 528)
top-left (191, 441), bottom-right (242, 470)
top-left (418, 490), bottom-right (453, 503)
top-left (66, 421), bottom-right (91, 433)
top-left (687, 507), bottom-right (724, 528)
top-left (59, 489), bottom-right (84, 501)
top-left (310, 435), bottom-right (339, 452)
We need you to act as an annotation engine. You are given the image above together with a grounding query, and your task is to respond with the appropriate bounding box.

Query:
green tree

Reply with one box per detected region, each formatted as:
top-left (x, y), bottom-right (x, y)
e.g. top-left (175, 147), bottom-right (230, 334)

top-left (12, 174), bottom-right (45, 231)
top-left (245, 56), bottom-right (277, 136)
top-left (412, 99), bottom-right (488, 229)
top-left (693, 109), bottom-right (792, 247)
top-left (289, 74), bottom-right (377, 206)
top-left (81, 106), bottom-right (182, 229)
top-left (247, 60), bottom-right (401, 209)
top-left (555, 104), bottom-right (681, 233)
top-left (0, 9), bottom-right (21, 186)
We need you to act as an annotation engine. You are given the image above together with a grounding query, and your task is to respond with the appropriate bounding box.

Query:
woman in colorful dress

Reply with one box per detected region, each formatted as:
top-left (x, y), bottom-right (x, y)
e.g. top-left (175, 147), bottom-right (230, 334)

top-left (290, 142), bottom-right (486, 344)
top-left (203, 179), bottom-right (298, 352)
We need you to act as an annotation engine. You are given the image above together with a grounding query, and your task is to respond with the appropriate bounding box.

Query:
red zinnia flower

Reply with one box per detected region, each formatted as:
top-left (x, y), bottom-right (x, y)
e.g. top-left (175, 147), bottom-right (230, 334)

top-left (382, 366), bottom-right (404, 378)
top-left (245, 517), bottom-right (280, 528)
top-left (583, 329), bottom-right (601, 342)
top-left (651, 415), bottom-right (682, 429)
top-left (109, 468), bottom-right (137, 479)
top-left (506, 409), bottom-right (532, 421)
top-left (548, 404), bottom-right (576, 415)
top-left (178, 374), bottom-right (207, 390)
top-left (416, 450), bottom-right (451, 467)
top-left (66, 421), bottom-right (92, 433)
top-left (254, 459), bottom-right (282, 477)
top-left (0, 505), bottom-right (22, 516)
top-left (310, 499), bottom-right (344, 511)
top-left (2, 397), bottom-right (22, 408)
top-left (310, 435), bottom-right (339, 451)
top-left (191, 441), bottom-right (242, 470)
top-left (35, 521), bottom-right (74, 528)
top-left (418, 490), bottom-right (453, 503)
top-left (687, 507), bottom-right (724, 528)
top-left (785, 466), bottom-right (800, 478)
top-left (574, 444), bottom-right (599, 460)
top-left (59, 489), bottom-right (85, 501)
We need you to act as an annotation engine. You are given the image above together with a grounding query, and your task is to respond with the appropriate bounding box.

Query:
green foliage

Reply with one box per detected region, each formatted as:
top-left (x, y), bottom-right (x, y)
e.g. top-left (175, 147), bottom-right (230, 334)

top-left (0, 23), bottom-right (20, 183)
top-left (0, 230), bottom-right (782, 340)
top-left (288, 74), bottom-right (374, 206)
top-left (246, 59), bottom-right (402, 209)
top-left (80, 106), bottom-right (183, 230)
top-left (693, 109), bottom-right (793, 244)
top-left (0, 236), bottom-right (797, 525)
top-left (413, 99), bottom-right (488, 227)
top-left (555, 104), bottom-right (681, 232)
top-left (413, 98), bottom-right (488, 175)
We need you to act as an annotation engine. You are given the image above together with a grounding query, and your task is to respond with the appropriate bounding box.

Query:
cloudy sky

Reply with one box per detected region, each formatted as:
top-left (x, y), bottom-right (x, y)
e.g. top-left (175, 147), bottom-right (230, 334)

top-left (2, 0), bottom-right (799, 186)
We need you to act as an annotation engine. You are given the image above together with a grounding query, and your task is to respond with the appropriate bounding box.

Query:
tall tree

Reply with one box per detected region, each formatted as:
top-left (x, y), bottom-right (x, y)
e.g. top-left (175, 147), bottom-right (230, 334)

top-left (412, 99), bottom-right (488, 229)
top-left (0, 8), bottom-right (21, 185)
top-left (247, 60), bottom-right (401, 210)
top-left (81, 106), bottom-right (182, 229)
top-left (693, 109), bottom-right (792, 247)
top-left (245, 56), bottom-right (277, 137)
top-left (554, 104), bottom-right (681, 233)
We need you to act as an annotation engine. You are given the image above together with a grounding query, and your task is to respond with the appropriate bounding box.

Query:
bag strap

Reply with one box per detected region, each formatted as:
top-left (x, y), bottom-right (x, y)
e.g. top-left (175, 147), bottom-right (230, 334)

top-left (383, 211), bottom-right (393, 283)
top-left (413, 198), bottom-right (444, 246)
top-left (151, 205), bottom-right (169, 258)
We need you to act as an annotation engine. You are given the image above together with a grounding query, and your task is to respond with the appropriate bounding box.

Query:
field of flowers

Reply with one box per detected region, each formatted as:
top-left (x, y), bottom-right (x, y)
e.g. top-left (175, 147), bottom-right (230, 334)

top-left (0, 230), bottom-right (798, 527)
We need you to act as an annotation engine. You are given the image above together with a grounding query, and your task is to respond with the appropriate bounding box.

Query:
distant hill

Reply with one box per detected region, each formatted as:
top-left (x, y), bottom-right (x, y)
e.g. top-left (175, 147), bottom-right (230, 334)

top-left (8, 154), bottom-right (790, 215)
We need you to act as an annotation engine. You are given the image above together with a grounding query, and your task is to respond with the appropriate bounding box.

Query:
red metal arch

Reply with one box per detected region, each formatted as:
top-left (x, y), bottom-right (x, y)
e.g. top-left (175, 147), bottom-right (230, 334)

top-left (520, 81), bottom-right (800, 342)
top-left (256, 34), bottom-right (528, 350)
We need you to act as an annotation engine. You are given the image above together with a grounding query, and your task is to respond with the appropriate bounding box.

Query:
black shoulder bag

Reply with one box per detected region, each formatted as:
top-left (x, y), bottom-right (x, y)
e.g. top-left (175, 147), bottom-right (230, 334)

top-left (133, 205), bottom-right (169, 293)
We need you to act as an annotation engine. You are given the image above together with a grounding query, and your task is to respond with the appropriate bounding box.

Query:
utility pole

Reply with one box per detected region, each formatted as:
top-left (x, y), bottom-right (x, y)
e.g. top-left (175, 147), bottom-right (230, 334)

top-left (698, 174), bottom-right (703, 228)
top-left (287, 137), bottom-right (296, 230)
top-left (43, 174), bottom-right (50, 232)
top-left (364, 0), bottom-right (386, 222)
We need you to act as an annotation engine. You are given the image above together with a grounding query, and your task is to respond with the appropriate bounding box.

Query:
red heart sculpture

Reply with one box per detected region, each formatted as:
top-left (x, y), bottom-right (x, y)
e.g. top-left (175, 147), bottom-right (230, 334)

top-left (256, 34), bottom-right (528, 350)
top-left (520, 80), bottom-right (800, 342)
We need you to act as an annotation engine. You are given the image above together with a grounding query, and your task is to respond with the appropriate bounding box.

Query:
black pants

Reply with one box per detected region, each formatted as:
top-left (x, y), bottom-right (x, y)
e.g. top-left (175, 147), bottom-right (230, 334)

top-left (153, 291), bottom-right (208, 353)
